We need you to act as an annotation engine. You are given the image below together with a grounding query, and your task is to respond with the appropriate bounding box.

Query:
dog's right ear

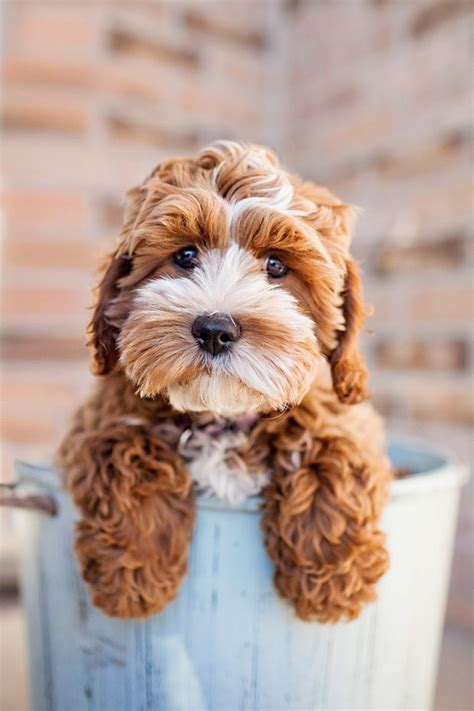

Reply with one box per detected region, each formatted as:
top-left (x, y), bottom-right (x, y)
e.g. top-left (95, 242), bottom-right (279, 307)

top-left (87, 251), bottom-right (133, 375)
top-left (87, 185), bottom-right (147, 375)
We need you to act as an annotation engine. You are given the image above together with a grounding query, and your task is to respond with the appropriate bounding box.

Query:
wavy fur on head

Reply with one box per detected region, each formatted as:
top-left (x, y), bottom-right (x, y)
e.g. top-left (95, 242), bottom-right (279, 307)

top-left (58, 140), bottom-right (392, 622)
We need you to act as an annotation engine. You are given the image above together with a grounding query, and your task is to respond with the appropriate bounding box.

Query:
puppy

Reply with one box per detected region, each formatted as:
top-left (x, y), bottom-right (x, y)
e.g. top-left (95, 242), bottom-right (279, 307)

top-left (57, 140), bottom-right (392, 623)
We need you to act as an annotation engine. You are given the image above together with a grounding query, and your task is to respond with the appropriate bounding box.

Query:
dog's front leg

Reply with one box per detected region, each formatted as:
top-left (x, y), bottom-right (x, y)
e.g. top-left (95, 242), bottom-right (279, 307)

top-left (261, 436), bottom-right (390, 623)
top-left (59, 420), bottom-right (195, 619)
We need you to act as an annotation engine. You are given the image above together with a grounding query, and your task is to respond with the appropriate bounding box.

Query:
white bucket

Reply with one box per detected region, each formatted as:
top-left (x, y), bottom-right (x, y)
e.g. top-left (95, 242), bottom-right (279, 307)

top-left (14, 440), bottom-right (467, 711)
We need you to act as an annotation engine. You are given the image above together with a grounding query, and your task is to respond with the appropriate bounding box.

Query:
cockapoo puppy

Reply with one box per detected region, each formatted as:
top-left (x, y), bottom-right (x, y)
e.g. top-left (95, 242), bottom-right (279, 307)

top-left (58, 140), bottom-right (392, 623)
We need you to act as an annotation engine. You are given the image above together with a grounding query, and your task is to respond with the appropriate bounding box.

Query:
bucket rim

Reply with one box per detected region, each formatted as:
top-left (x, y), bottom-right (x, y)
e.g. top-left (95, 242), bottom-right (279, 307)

top-left (387, 436), bottom-right (468, 501)
top-left (14, 437), bottom-right (469, 515)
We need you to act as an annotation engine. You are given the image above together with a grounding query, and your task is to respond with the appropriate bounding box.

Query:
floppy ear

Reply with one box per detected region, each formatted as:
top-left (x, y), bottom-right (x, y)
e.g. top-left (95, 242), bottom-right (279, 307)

top-left (87, 252), bottom-right (133, 375)
top-left (329, 259), bottom-right (369, 404)
top-left (87, 185), bottom-right (147, 375)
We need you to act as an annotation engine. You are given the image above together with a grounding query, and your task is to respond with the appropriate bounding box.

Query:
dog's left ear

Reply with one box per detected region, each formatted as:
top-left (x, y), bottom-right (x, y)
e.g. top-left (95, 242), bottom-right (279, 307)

top-left (329, 258), bottom-right (369, 404)
top-left (87, 251), bottom-right (133, 375)
top-left (297, 182), bottom-right (368, 404)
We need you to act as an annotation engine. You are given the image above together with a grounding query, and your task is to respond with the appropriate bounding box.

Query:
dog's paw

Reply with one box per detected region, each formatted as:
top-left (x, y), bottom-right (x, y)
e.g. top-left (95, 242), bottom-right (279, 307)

top-left (75, 519), bottom-right (187, 619)
top-left (272, 540), bottom-right (389, 623)
top-left (87, 575), bottom-right (169, 620)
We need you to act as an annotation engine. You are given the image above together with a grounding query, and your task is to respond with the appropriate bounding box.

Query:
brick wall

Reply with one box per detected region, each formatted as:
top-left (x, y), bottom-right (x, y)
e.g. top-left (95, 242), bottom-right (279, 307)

top-left (1, 1), bottom-right (472, 627)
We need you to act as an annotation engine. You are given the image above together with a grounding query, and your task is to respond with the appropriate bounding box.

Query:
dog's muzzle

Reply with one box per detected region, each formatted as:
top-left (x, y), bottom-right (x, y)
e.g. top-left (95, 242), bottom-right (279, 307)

top-left (192, 313), bottom-right (241, 356)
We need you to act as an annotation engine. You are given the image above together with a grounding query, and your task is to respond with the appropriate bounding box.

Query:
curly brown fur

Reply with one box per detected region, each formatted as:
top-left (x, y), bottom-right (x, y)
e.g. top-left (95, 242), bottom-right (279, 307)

top-left (57, 140), bottom-right (392, 622)
top-left (261, 385), bottom-right (390, 622)
top-left (58, 379), bottom-right (195, 618)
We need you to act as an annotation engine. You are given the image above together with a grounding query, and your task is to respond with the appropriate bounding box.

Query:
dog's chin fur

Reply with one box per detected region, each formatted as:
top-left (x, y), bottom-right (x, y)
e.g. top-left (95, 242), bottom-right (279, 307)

top-left (165, 372), bottom-right (290, 417)
top-left (165, 374), bottom-right (269, 416)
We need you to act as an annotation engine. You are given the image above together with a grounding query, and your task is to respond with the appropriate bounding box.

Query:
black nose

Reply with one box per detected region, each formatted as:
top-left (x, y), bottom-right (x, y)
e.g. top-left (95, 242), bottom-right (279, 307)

top-left (192, 313), bottom-right (241, 356)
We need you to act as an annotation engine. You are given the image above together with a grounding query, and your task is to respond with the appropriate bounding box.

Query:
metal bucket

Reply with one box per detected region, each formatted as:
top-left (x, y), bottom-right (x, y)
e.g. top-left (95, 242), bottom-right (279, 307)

top-left (13, 440), bottom-right (467, 711)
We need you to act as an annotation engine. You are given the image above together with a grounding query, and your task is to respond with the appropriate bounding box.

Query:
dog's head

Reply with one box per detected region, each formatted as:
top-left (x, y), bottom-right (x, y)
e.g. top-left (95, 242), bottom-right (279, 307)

top-left (89, 141), bottom-right (368, 416)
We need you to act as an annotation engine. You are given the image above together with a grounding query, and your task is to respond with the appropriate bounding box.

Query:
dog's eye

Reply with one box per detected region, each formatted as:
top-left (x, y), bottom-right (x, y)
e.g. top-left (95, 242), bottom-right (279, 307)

top-left (265, 255), bottom-right (288, 279)
top-left (173, 246), bottom-right (198, 269)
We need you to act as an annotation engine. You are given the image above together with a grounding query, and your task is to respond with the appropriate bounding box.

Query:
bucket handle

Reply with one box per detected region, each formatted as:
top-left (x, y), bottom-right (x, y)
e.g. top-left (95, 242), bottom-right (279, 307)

top-left (0, 481), bottom-right (57, 516)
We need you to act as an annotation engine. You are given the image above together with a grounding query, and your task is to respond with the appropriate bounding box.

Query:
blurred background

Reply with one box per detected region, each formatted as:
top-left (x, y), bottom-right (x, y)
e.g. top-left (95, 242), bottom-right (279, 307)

top-left (0, 1), bottom-right (472, 709)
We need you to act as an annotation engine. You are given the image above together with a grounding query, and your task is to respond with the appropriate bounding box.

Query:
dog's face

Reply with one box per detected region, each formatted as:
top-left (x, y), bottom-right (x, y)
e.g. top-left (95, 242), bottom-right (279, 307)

top-left (90, 141), bottom-right (368, 416)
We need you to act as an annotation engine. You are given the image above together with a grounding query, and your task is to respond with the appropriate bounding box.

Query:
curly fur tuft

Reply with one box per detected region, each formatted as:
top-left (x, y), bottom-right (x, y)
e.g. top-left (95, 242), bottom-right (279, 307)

top-left (262, 435), bottom-right (389, 622)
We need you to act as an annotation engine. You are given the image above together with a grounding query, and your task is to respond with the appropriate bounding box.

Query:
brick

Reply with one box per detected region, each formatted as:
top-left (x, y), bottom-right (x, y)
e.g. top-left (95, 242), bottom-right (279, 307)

top-left (373, 381), bottom-right (474, 426)
top-left (1, 98), bottom-right (89, 135)
top-left (1, 414), bottom-right (59, 445)
top-left (2, 284), bottom-right (90, 322)
top-left (373, 130), bottom-right (470, 180)
top-left (387, 35), bottom-right (472, 113)
top-left (112, 2), bottom-right (167, 21)
top-left (3, 58), bottom-right (96, 90)
top-left (294, 85), bottom-right (359, 123)
top-left (373, 234), bottom-right (467, 275)
top-left (94, 143), bottom-right (171, 196)
top-left (2, 138), bottom-right (103, 192)
top-left (201, 45), bottom-right (265, 92)
top-left (1, 363), bottom-right (92, 471)
top-left (3, 237), bottom-right (100, 271)
top-left (1, 333), bottom-right (88, 363)
top-left (409, 182), bottom-right (473, 229)
top-left (375, 339), bottom-right (468, 371)
top-left (2, 371), bottom-right (88, 409)
top-left (321, 110), bottom-right (394, 156)
top-left (289, 4), bottom-right (393, 78)
top-left (2, 360), bottom-right (91, 400)
top-left (2, 190), bottom-right (88, 229)
top-left (411, 0), bottom-right (472, 37)
top-left (284, 0), bottom-right (305, 13)
top-left (363, 284), bottom-right (405, 328)
top-left (108, 27), bottom-right (199, 69)
top-left (100, 64), bottom-right (162, 102)
top-left (410, 285), bottom-right (473, 322)
top-left (3, 57), bottom-right (163, 104)
top-left (6, 5), bottom-right (101, 54)
top-left (371, 390), bottom-right (400, 419)
top-left (107, 114), bottom-right (199, 150)
top-left (183, 8), bottom-right (267, 50)
top-left (175, 83), bottom-right (261, 128)
top-left (183, 1), bottom-right (270, 32)
top-left (409, 385), bottom-right (474, 426)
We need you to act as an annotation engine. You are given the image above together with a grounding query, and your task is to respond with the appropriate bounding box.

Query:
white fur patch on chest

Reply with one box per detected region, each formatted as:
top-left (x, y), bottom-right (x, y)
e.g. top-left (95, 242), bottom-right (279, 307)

top-left (177, 426), bottom-right (269, 505)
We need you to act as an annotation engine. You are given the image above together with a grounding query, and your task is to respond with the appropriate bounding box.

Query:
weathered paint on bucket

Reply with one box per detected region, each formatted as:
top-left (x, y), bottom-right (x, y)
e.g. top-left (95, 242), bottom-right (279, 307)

top-left (15, 440), bottom-right (468, 711)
